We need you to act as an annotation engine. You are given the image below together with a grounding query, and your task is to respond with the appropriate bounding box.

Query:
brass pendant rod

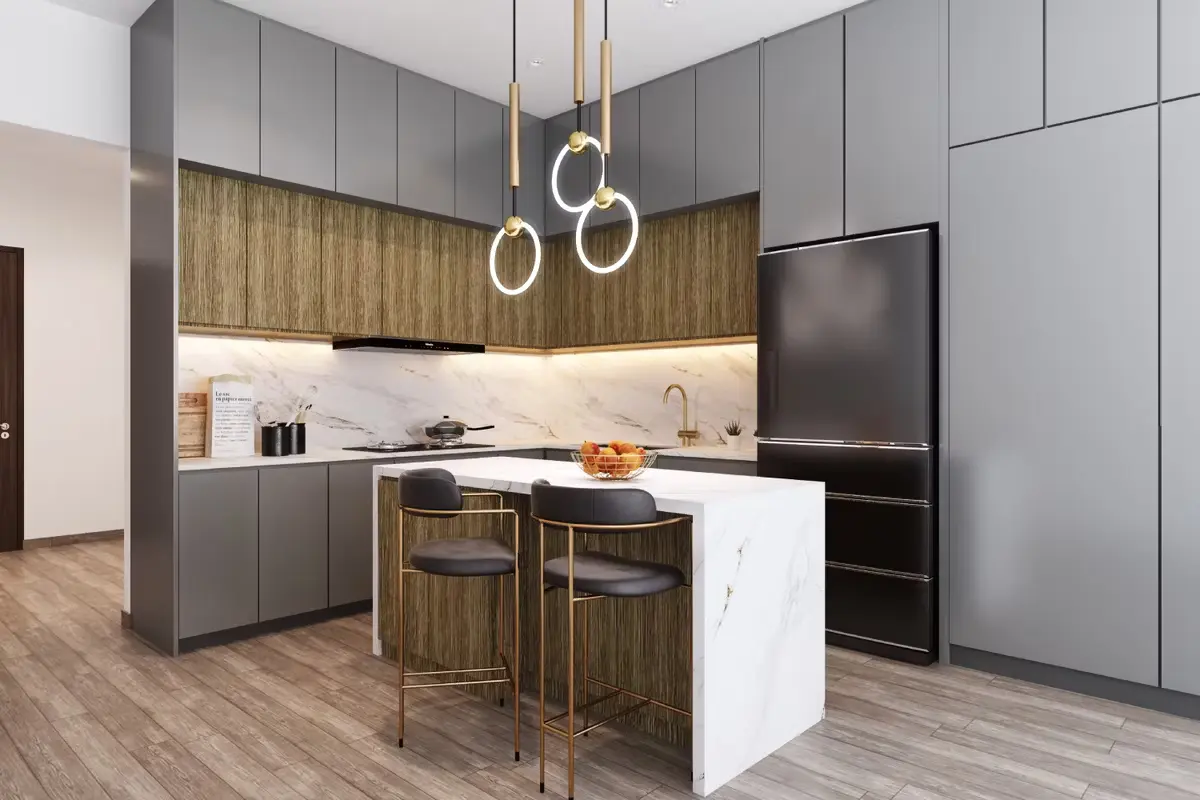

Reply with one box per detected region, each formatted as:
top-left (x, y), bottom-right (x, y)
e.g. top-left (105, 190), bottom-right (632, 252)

top-left (509, 82), bottom-right (520, 191)
top-left (574, 0), bottom-right (585, 103)
top-left (600, 39), bottom-right (612, 155)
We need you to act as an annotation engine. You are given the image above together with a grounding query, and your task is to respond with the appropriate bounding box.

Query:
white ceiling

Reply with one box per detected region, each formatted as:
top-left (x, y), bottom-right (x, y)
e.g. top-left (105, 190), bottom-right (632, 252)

top-left (47, 0), bottom-right (867, 117)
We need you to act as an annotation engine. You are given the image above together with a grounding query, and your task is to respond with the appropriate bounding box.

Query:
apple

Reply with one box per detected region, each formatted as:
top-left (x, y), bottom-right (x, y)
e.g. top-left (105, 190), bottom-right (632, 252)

top-left (615, 452), bottom-right (641, 476)
top-left (580, 440), bottom-right (600, 467)
top-left (617, 442), bottom-right (638, 455)
top-left (598, 446), bottom-right (619, 474)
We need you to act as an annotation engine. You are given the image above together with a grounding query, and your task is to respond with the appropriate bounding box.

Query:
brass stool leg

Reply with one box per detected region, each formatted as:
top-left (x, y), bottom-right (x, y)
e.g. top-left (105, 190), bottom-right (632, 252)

top-left (581, 532), bottom-right (589, 737)
top-left (513, 511), bottom-right (522, 762)
top-left (397, 511), bottom-right (406, 748)
top-left (538, 522), bottom-right (546, 794)
top-left (497, 567), bottom-right (505, 708)
top-left (567, 525), bottom-right (576, 800)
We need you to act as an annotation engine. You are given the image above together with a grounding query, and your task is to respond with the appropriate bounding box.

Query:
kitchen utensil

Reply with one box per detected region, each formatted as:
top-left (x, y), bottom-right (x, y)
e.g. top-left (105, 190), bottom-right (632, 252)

top-left (571, 451), bottom-right (656, 481)
top-left (423, 416), bottom-right (495, 444)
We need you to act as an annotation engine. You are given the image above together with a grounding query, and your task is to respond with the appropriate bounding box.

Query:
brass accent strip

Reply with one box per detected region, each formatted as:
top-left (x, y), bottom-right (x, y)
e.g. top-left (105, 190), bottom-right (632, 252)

top-left (600, 39), bottom-right (612, 155)
top-left (533, 516), bottom-right (687, 531)
top-left (574, 0), bottom-right (585, 102)
top-left (827, 561), bottom-right (932, 582)
top-left (405, 666), bottom-right (506, 677)
top-left (179, 324), bottom-right (332, 343)
top-left (827, 491), bottom-right (931, 508)
top-left (404, 677), bottom-right (512, 690)
top-left (544, 689), bottom-right (622, 724)
top-left (509, 83), bottom-right (520, 188)
top-left (586, 677), bottom-right (693, 717)
top-left (183, 332), bottom-right (758, 355)
top-left (546, 698), bottom-right (651, 738)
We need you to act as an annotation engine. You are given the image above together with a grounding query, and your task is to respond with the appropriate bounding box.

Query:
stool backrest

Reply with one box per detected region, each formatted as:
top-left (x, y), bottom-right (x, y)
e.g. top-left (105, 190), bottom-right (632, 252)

top-left (399, 467), bottom-right (462, 515)
top-left (531, 481), bottom-right (657, 530)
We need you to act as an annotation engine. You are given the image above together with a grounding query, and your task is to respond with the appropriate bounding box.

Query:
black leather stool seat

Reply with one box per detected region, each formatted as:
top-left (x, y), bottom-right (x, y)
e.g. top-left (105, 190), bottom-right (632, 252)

top-left (544, 551), bottom-right (684, 597)
top-left (410, 537), bottom-right (516, 577)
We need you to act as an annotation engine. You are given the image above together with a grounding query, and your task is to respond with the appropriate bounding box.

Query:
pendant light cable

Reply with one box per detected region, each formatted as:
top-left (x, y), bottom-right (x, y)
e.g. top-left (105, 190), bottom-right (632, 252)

top-left (511, 0), bottom-right (518, 217)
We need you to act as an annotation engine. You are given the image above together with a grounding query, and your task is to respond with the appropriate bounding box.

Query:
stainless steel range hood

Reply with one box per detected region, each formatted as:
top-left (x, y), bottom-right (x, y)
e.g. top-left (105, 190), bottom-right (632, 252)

top-left (331, 336), bottom-right (485, 355)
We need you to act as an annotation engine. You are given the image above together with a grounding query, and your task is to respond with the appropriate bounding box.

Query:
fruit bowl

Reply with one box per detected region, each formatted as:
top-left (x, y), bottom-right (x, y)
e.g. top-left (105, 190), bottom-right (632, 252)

top-left (571, 450), bottom-right (657, 481)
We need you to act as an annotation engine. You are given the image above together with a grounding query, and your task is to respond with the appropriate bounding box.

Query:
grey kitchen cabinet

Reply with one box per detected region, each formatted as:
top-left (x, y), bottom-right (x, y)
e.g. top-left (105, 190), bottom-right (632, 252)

top-left (545, 108), bottom-right (592, 236)
top-left (543, 448), bottom-right (573, 462)
top-left (176, 0), bottom-right (260, 175)
top-left (260, 20), bottom-right (336, 191)
top-left (503, 110), bottom-right (546, 234)
top-left (259, 464), bottom-right (329, 621)
top-left (179, 469), bottom-right (259, 639)
top-left (396, 69), bottom-right (456, 218)
top-left (1163, 0), bottom-right (1200, 101)
top-left (640, 69), bottom-right (697, 216)
top-left (1046, 0), bottom-right (1157, 125)
top-left (455, 91), bottom-right (503, 227)
top-left (697, 43), bottom-right (761, 204)
top-left (597, 89), bottom-right (641, 224)
top-left (329, 461), bottom-right (385, 607)
top-left (948, 106), bottom-right (1159, 686)
top-left (1161, 97), bottom-right (1200, 695)
top-left (583, 101), bottom-right (606, 228)
top-left (762, 15), bottom-right (844, 248)
top-left (657, 456), bottom-right (756, 477)
top-left (336, 48), bottom-right (398, 205)
top-left (949, 0), bottom-right (1043, 146)
top-left (845, 0), bottom-right (939, 234)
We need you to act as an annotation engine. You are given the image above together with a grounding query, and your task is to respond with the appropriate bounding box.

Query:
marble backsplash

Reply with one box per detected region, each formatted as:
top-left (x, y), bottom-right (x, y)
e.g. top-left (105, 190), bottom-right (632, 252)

top-left (178, 336), bottom-right (757, 449)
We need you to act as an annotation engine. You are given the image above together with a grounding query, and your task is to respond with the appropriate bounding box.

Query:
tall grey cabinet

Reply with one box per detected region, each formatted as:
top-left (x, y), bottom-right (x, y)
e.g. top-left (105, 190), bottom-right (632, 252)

top-left (396, 69), bottom-right (456, 218)
top-left (845, 0), bottom-right (939, 234)
top-left (696, 43), bottom-right (761, 204)
top-left (639, 69), bottom-right (697, 216)
top-left (176, 0), bottom-right (260, 175)
top-left (948, 107), bottom-right (1159, 686)
top-left (1161, 96), bottom-right (1200, 696)
top-left (761, 15), bottom-right (844, 248)
top-left (336, 48), bottom-right (398, 205)
top-left (260, 21), bottom-right (336, 191)
top-left (601, 89), bottom-right (641, 224)
top-left (455, 91), bottom-right (503, 227)
top-left (1162, 0), bottom-right (1200, 101)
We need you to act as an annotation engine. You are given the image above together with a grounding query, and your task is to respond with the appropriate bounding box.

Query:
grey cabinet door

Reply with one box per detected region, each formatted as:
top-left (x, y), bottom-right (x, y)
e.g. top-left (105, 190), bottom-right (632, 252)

top-left (845, 0), bottom-right (939, 234)
top-left (259, 464), bottom-right (329, 621)
top-left (545, 108), bottom-right (592, 236)
top-left (1046, 0), bottom-right (1157, 125)
top-left (640, 69), bottom-right (697, 215)
top-left (582, 101), bottom-right (606, 228)
top-left (697, 43), bottom-right (760, 204)
top-left (1163, 0), bottom-right (1200, 101)
top-left (600, 89), bottom-right (640, 224)
top-left (336, 48), bottom-right (397, 205)
top-left (762, 15), bottom-right (844, 248)
top-left (396, 69), bottom-right (456, 217)
top-left (455, 91), bottom-right (503, 227)
top-left (260, 20), bottom-right (336, 191)
top-left (1161, 97), bottom-right (1200, 695)
top-left (176, 0), bottom-right (260, 175)
top-left (179, 470), bottom-right (259, 638)
top-left (657, 457), bottom-right (756, 477)
top-left (948, 107), bottom-right (1159, 686)
top-left (504, 110), bottom-right (546, 234)
top-left (949, 0), bottom-right (1043, 146)
top-left (328, 461), bottom-right (378, 607)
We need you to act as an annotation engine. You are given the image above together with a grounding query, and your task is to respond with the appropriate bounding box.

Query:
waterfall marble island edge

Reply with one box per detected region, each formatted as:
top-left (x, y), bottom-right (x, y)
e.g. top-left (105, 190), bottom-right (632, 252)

top-left (369, 456), bottom-right (826, 796)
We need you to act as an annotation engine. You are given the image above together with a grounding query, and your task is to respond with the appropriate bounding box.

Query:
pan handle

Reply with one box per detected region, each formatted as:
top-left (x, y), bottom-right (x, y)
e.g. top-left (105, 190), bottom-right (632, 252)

top-left (466, 425), bottom-right (495, 431)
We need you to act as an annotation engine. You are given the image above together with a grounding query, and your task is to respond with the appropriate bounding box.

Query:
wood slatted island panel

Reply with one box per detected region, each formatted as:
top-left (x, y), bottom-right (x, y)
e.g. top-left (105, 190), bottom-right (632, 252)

top-left (371, 456), bottom-right (825, 797)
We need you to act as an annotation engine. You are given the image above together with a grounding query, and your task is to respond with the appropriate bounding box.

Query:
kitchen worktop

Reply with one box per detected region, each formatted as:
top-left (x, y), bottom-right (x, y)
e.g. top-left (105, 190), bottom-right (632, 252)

top-left (178, 441), bottom-right (758, 471)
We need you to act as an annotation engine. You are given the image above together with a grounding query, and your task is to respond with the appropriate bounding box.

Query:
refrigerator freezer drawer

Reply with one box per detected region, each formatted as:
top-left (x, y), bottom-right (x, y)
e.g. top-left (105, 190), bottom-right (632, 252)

top-left (827, 565), bottom-right (934, 653)
top-left (758, 440), bottom-right (934, 502)
top-left (828, 496), bottom-right (934, 577)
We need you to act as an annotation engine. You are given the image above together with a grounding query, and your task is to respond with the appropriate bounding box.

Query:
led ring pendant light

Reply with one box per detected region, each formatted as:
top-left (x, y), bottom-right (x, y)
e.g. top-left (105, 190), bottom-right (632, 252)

top-left (489, 0), bottom-right (543, 296)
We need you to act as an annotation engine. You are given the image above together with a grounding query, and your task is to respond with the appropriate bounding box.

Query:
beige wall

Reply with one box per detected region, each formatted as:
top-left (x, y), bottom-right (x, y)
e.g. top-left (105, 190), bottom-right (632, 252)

top-left (0, 121), bottom-right (129, 542)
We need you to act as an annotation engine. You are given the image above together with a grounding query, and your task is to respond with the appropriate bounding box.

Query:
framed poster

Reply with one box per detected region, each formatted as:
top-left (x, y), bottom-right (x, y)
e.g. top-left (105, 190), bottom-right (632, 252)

top-left (206, 374), bottom-right (255, 458)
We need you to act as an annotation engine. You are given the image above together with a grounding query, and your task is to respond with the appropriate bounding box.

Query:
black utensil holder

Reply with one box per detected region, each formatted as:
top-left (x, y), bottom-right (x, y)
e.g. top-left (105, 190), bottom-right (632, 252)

top-left (262, 425), bottom-right (290, 456)
top-left (288, 423), bottom-right (306, 455)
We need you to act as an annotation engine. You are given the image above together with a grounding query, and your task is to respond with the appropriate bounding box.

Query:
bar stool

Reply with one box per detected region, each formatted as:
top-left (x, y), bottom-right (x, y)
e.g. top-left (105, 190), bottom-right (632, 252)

top-left (531, 480), bottom-right (690, 800)
top-left (395, 467), bottom-right (520, 761)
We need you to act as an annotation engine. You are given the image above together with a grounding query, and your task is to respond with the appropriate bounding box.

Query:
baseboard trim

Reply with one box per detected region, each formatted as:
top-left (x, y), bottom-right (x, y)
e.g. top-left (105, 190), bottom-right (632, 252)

top-left (121, 610), bottom-right (133, 630)
top-left (951, 645), bottom-right (1200, 720)
top-left (179, 600), bottom-right (371, 653)
top-left (24, 529), bottom-right (123, 549)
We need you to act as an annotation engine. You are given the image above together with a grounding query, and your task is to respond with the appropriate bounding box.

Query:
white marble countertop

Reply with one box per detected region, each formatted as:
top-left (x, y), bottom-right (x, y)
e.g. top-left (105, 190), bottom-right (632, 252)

top-left (179, 441), bottom-right (757, 471)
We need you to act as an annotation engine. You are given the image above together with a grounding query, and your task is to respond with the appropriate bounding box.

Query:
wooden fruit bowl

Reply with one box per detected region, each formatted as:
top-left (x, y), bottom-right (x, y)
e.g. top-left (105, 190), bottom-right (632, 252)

top-left (570, 450), bottom-right (657, 481)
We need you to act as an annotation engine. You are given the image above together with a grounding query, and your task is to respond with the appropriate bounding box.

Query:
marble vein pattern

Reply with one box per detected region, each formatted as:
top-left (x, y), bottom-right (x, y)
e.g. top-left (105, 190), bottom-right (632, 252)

top-left (370, 457), bottom-right (825, 796)
top-left (178, 336), bottom-right (757, 449)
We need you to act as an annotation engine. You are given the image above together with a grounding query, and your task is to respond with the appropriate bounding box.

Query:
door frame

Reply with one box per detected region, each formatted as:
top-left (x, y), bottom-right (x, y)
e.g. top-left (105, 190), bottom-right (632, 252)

top-left (0, 246), bottom-right (22, 553)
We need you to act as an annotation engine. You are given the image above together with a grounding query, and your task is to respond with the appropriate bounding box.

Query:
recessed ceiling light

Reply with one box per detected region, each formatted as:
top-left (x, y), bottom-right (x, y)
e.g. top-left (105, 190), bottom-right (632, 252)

top-left (528, 58), bottom-right (544, 67)
top-left (662, 0), bottom-right (680, 7)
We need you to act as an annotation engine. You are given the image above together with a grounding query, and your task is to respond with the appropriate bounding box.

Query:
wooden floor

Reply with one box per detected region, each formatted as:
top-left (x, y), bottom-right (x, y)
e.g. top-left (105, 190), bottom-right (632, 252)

top-left (1, 541), bottom-right (1199, 800)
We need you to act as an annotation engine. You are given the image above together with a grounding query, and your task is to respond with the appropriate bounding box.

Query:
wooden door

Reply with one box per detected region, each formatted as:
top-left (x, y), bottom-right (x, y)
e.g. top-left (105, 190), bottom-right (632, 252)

top-left (178, 170), bottom-right (248, 327)
top-left (321, 198), bottom-right (382, 336)
top-left (247, 183), bottom-right (323, 332)
top-left (0, 248), bottom-right (22, 552)
top-left (486, 231), bottom-right (548, 348)
top-left (381, 212), bottom-right (443, 340)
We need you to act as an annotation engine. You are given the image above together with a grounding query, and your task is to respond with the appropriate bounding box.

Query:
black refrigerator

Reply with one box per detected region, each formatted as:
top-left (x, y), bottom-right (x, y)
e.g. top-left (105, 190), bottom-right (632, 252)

top-left (757, 226), bottom-right (938, 665)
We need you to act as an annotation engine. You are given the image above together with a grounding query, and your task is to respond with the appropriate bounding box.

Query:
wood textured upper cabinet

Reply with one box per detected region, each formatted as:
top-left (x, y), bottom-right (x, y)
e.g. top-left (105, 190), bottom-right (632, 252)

top-left (246, 183), bottom-right (323, 332)
top-left (176, 0), bottom-right (260, 175)
top-left (1046, 0), bottom-right (1157, 125)
top-left (949, 0), bottom-right (1044, 146)
top-left (259, 465), bottom-right (329, 622)
top-left (260, 21), bottom-right (336, 191)
top-left (545, 108), bottom-right (591, 236)
top-left (487, 233), bottom-right (547, 348)
top-left (503, 110), bottom-right (546, 235)
top-left (1163, 0), bottom-right (1200, 101)
top-left (397, 69), bottom-right (456, 218)
top-left (455, 91), bottom-right (503, 227)
top-left (178, 170), bottom-right (247, 327)
top-left (845, 0), bottom-right (939, 234)
top-left (697, 43), bottom-right (761, 204)
top-left (762, 15), bottom-right (844, 248)
top-left (322, 199), bottom-right (382, 335)
top-left (336, 48), bottom-right (398, 205)
top-left (640, 69), bottom-right (697, 216)
top-left (441, 226), bottom-right (490, 344)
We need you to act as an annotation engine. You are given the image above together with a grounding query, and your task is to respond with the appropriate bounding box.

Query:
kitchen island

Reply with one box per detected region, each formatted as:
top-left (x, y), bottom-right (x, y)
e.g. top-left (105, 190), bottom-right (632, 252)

top-left (371, 456), bottom-right (824, 796)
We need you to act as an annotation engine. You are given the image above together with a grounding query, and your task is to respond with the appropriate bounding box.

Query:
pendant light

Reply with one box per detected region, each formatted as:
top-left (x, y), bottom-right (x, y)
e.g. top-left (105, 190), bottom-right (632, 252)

top-left (489, 0), bottom-right (543, 296)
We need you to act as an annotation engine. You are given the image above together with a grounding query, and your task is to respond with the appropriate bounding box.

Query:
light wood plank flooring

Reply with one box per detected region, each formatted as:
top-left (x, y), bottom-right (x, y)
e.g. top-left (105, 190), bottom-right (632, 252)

top-left (1, 539), bottom-right (1199, 799)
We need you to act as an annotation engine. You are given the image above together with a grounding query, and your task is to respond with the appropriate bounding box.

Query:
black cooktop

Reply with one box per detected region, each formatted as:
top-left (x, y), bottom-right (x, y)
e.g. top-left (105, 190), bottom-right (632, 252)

top-left (343, 443), bottom-right (496, 453)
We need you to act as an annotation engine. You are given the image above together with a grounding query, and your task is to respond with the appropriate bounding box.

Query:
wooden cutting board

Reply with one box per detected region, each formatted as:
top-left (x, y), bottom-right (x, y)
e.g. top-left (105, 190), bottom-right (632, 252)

top-left (178, 392), bottom-right (207, 458)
